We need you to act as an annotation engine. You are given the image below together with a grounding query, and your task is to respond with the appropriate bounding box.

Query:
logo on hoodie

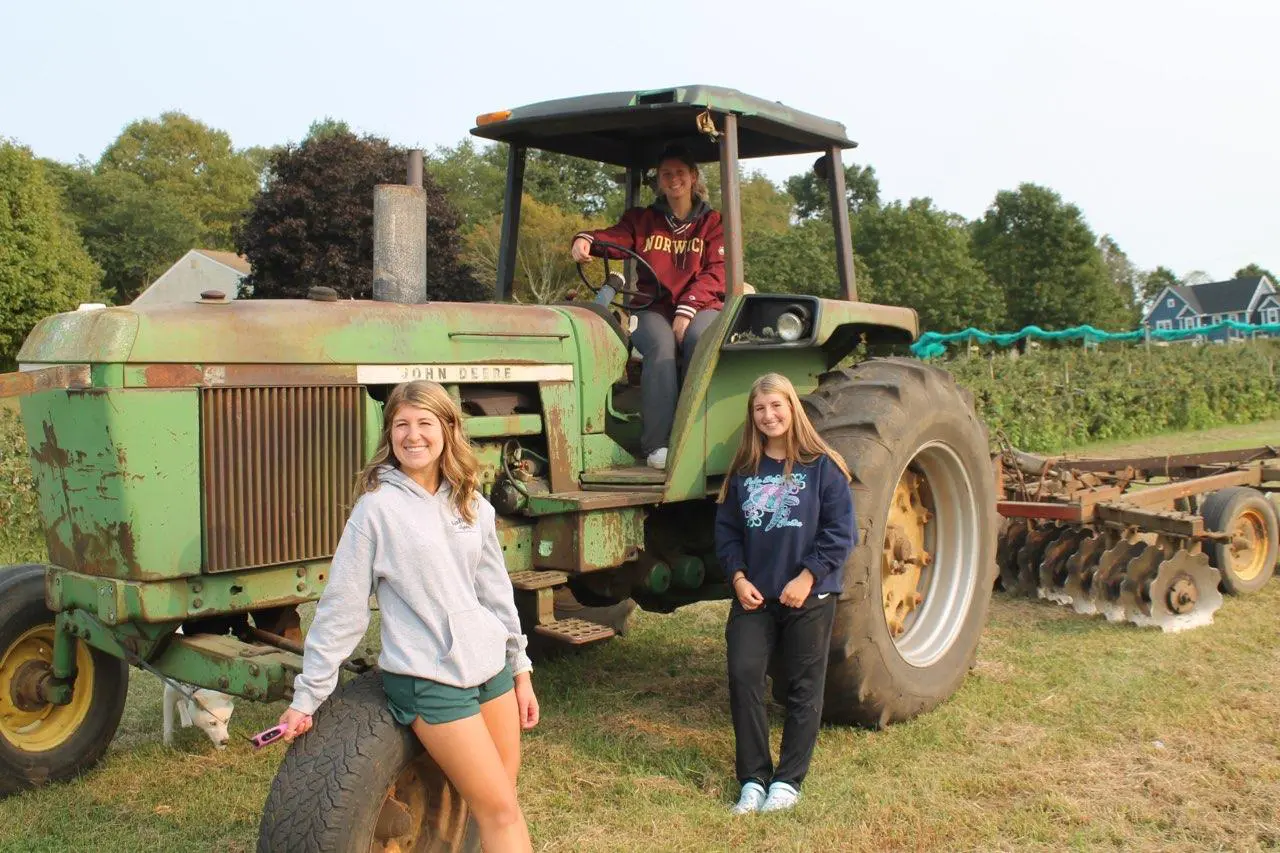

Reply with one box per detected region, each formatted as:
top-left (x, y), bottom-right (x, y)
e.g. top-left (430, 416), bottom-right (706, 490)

top-left (640, 235), bottom-right (706, 256)
top-left (741, 473), bottom-right (807, 532)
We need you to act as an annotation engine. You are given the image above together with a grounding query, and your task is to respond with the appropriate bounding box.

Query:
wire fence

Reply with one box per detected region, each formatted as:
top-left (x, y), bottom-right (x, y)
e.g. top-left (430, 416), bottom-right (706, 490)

top-left (910, 321), bottom-right (1280, 359)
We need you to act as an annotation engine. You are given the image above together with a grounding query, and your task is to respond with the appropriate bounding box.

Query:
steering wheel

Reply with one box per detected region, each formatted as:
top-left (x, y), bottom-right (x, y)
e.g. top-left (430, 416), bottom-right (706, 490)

top-left (575, 239), bottom-right (659, 311)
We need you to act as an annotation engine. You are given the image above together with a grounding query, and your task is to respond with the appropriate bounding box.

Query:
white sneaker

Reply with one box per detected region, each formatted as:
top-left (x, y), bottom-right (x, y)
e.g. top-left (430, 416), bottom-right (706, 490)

top-left (760, 781), bottom-right (800, 813)
top-left (730, 781), bottom-right (767, 815)
top-left (646, 447), bottom-right (668, 470)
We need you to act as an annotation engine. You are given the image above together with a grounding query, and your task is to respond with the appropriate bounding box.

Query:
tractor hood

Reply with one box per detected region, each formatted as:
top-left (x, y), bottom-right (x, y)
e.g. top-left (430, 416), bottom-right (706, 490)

top-left (18, 299), bottom-right (588, 367)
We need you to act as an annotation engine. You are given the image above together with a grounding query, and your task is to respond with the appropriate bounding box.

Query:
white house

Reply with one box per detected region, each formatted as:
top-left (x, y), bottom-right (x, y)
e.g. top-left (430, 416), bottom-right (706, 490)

top-left (132, 249), bottom-right (250, 305)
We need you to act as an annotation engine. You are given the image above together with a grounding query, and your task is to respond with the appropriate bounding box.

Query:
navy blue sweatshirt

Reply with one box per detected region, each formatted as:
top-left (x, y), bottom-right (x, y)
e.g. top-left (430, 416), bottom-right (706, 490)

top-left (715, 454), bottom-right (856, 599)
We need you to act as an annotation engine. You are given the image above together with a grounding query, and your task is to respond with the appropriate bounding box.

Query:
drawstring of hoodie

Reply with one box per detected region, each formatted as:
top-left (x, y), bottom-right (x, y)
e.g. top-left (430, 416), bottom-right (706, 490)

top-left (657, 196), bottom-right (710, 272)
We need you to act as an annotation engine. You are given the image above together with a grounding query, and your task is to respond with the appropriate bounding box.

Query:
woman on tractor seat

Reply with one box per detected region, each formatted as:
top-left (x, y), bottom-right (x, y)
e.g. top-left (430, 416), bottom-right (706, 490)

top-left (570, 143), bottom-right (725, 470)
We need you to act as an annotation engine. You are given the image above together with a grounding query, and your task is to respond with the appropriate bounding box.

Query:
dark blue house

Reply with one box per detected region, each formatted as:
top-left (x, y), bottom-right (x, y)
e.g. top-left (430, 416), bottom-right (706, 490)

top-left (1143, 275), bottom-right (1279, 342)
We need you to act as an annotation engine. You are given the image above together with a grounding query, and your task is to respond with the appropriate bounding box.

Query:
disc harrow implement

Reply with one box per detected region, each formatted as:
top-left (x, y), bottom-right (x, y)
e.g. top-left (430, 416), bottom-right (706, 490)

top-left (995, 445), bottom-right (1279, 632)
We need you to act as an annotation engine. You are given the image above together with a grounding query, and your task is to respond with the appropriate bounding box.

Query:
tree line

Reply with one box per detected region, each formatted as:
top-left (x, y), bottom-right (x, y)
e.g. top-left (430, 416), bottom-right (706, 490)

top-left (1, 112), bottom-right (1274, 369)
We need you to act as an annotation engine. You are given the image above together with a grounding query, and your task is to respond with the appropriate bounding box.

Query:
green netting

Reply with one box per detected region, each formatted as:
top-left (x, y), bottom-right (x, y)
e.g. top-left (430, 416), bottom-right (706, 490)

top-left (910, 321), bottom-right (1280, 359)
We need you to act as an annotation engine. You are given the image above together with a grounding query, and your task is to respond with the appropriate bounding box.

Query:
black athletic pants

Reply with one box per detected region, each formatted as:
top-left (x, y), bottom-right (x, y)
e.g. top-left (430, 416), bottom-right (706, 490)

top-left (725, 594), bottom-right (837, 789)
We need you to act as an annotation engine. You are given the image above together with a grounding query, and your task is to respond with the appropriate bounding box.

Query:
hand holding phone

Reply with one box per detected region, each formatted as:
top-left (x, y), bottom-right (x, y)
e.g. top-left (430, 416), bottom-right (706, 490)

top-left (249, 723), bottom-right (288, 749)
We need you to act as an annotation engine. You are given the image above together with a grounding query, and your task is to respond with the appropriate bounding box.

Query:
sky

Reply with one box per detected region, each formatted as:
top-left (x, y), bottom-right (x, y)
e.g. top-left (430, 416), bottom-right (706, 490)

top-left (3, 0), bottom-right (1276, 280)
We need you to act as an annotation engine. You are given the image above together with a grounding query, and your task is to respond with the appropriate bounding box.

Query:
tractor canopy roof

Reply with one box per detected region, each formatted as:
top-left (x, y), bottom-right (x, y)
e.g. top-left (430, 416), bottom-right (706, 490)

top-left (470, 85), bottom-right (856, 167)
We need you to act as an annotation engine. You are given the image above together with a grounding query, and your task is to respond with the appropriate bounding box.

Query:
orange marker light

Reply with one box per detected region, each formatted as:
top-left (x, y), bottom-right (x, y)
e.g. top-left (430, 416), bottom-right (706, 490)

top-left (475, 110), bottom-right (512, 126)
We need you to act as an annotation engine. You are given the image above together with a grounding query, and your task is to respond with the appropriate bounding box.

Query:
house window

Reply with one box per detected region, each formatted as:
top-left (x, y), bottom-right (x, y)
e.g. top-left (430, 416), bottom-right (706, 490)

top-left (1155, 320), bottom-right (1172, 331)
top-left (1167, 298), bottom-right (1176, 308)
top-left (1267, 308), bottom-right (1279, 324)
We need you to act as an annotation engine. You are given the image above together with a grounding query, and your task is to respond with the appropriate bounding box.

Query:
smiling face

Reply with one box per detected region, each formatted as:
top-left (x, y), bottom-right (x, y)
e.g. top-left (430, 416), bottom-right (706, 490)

top-left (752, 391), bottom-right (793, 446)
top-left (390, 403), bottom-right (446, 487)
top-left (657, 157), bottom-right (696, 206)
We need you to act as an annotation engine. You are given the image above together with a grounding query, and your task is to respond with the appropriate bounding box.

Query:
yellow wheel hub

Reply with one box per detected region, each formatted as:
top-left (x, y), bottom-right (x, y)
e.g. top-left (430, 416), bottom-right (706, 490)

top-left (1226, 508), bottom-right (1270, 583)
top-left (882, 470), bottom-right (933, 638)
top-left (371, 754), bottom-right (472, 852)
top-left (0, 625), bottom-right (94, 752)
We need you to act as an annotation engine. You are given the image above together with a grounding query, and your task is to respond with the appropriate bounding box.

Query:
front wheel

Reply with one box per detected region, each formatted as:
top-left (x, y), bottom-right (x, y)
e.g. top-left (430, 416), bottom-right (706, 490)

top-left (0, 564), bottom-right (129, 797)
top-left (804, 359), bottom-right (997, 727)
top-left (257, 670), bottom-right (479, 853)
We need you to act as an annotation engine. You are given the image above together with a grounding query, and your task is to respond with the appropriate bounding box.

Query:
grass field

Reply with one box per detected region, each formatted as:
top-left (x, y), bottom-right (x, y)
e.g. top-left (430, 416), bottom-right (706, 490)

top-left (1, 423), bottom-right (1278, 852)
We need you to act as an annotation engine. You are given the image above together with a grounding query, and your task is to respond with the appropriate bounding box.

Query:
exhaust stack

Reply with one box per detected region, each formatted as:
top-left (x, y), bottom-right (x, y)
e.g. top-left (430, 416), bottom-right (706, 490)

top-left (372, 149), bottom-right (428, 303)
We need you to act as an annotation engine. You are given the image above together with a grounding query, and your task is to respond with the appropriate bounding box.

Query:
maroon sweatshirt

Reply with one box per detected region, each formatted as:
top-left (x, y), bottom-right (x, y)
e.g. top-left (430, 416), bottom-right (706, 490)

top-left (576, 198), bottom-right (725, 322)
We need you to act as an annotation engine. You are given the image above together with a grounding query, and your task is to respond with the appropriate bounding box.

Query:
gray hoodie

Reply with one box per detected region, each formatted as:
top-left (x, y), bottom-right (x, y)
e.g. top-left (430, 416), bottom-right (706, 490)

top-left (290, 465), bottom-right (532, 715)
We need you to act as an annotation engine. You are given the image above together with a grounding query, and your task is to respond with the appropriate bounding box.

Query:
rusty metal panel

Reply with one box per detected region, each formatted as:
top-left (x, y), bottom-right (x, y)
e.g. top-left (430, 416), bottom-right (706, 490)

top-left (1121, 469), bottom-right (1261, 509)
top-left (201, 386), bottom-right (362, 572)
top-left (532, 508), bottom-right (644, 572)
top-left (0, 364), bottom-right (92, 398)
top-left (996, 501), bottom-right (1086, 522)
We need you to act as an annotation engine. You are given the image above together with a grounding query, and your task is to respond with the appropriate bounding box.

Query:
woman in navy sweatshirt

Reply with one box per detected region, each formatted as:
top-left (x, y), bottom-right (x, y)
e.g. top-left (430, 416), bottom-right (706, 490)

top-left (715, 372), bottom-right (856, 815)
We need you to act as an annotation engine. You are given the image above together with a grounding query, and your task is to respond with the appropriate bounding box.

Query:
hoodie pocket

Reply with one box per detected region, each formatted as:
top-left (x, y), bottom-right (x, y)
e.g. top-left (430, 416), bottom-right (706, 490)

top-left (439, 608), bottom-right (507, 681)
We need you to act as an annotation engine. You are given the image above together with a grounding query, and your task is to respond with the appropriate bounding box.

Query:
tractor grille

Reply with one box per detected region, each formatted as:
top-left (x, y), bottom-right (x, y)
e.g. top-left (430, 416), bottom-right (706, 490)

top-left (201, 386), bottom-right (363, 572)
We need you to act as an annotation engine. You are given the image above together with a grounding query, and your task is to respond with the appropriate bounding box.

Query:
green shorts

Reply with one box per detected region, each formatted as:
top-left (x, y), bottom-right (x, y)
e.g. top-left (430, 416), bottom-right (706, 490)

top-left (382, 666), bottom-right (514, 726)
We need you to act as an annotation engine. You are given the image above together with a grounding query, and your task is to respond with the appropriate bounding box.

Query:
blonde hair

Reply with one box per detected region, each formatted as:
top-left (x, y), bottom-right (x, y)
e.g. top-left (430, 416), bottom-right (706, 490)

top-left (352, 380), bottom-right (481, 524)
top-left (716, 373), bottom-right (851, 503)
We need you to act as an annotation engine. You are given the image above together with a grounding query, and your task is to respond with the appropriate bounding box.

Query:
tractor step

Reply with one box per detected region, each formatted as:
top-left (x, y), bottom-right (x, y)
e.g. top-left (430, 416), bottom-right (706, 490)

top-left (580, 465), bottom-right (667, 487)
top-left (508, 570), bottom-right (569, 591)
top-left (533, 617), bottom-right (616, 646)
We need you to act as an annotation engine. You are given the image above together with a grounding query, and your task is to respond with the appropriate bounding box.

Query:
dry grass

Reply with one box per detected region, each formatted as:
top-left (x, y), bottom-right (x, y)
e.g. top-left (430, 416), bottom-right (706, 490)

top-left (2, 423), bottom-right (1279, 851)
top-left (3, 588), bottom-right (1279, 853)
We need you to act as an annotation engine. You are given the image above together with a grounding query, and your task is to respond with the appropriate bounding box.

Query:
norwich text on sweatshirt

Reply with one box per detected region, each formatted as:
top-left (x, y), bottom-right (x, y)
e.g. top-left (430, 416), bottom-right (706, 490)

top-left (576, 198), bottom-right (725, 322)
top-left (290, 466), bottom-right (532, 715)
top-left (715, 454), bottom-right (856, 599)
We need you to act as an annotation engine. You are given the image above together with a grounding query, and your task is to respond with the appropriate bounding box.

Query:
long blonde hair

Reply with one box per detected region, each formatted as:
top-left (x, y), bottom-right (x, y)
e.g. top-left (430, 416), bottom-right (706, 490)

top-left (352, 380), bottom-right (481, 524)
top-left (716, 373), bottom-right (851, 503)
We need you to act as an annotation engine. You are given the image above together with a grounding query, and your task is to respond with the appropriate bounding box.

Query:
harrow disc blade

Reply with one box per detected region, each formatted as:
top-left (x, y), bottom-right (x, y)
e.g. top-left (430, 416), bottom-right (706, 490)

top-left (1133, 550), bottom-right (1225, 633)
top-left (1015, 525), bottom-right (1062, 598)
top-left (1038, 527), bottom-right (1089, 604)
top-left (1063, 532), bottom-right (1108, 614)
top-left (1118, 542), bottom-right (1172, 618)
top-left (1089, 540), bottom-right (1148, 622)
top-left (997, 520), bottom-right (1031, 592)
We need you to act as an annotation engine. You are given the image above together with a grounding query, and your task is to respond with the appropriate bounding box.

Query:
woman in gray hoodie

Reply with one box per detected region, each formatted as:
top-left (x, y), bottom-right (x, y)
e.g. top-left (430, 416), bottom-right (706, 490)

top-left (278, 380), bottom-right (539, 853)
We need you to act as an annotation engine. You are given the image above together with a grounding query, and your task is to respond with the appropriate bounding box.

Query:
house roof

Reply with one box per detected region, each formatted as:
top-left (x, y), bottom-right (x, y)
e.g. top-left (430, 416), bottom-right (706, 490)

top-left (1163, 276), bottom-right (1267, 317)
top-left (194, 249), bottom-right (251, 275)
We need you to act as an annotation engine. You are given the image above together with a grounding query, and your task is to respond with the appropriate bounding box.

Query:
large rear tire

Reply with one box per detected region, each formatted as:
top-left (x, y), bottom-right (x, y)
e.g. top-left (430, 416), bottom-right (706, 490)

top-left (804, 358), bottom-right (996, 727)
top-left (257, 669), bottom-right (478, 853)
top-left (0, 564), bottom-right (128, 797)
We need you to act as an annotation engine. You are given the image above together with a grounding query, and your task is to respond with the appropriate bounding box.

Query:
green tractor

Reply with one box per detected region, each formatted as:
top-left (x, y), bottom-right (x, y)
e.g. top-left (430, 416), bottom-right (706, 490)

top-left (0, 86), bottom-right (995, 851)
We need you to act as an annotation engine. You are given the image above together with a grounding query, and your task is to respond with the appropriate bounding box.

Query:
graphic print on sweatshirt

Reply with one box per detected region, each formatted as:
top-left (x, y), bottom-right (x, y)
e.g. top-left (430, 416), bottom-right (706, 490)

top-left (740, 473), bottom-right (808, 532)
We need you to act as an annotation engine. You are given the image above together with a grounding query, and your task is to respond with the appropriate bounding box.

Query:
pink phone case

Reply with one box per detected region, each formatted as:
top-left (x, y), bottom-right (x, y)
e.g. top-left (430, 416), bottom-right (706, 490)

top-left (250, 723), bottom-right (288, 749)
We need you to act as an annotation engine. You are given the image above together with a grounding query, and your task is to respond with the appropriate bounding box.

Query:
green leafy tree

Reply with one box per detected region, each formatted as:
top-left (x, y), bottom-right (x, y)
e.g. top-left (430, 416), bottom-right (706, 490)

top-left (1234, 263), bottom-right (1276, 282)
top-left (740, 171), bottom-right (793, 238)
top-left (463, 196), bottom-right (603, 304)
top-left (98, 112), bottom-right (258, 249)
top-left (1097, 234), bottom-right (1142, 325)
top-left (427, 139), bottom-right (507, 228)
top-left (1140, 265), bottom-right (1180, 308)
top-left (743, 219), bottom-right (855, 299)
top-left (238, 129), bottom-right (484, 301)
top-left (855, 198), bottom-right (1003, 331)
top-left (971, 183), bottom-right (1125, 330)
top-left (0, 142), bottom-right (101, 368)
top-left (429, 140), bottom-right (623, 227)
top-left (47, 163), bottom-right (200, 304)
top-left (786, 161), bottom-right (879, 220)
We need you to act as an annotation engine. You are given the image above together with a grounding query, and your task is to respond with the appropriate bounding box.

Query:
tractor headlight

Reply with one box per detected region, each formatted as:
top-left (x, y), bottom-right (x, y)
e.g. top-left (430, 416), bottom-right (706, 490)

top-left (776, 305), bottom-right (810, 342)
